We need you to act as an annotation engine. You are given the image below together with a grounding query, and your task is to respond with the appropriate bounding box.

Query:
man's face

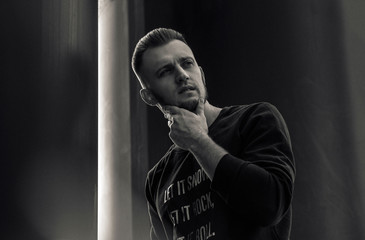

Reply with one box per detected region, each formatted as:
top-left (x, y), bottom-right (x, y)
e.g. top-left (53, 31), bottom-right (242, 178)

top-left (140, 40), bottom-right (207, 112)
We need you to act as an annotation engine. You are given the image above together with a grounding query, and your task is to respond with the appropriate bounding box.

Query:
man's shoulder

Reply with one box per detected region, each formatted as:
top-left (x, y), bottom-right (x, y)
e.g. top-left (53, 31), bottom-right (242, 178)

top-left (220, 102), bottom-right (278, 120)
top-left (235, 102), bottom-right (286, 128)
top-left (232, 101), bottom-right (277, 112)
top-left (215, 102), bottom-right (285, 136)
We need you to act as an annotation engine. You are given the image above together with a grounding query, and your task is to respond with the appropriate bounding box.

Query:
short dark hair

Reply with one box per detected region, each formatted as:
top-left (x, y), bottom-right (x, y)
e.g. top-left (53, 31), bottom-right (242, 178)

top-left (131, 28), bottom-right (188, 88)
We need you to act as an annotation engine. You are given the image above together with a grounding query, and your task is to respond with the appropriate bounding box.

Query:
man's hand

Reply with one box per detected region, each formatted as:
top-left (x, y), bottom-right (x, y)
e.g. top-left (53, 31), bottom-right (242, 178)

top-left (162, 98), bottom-right (208, 150)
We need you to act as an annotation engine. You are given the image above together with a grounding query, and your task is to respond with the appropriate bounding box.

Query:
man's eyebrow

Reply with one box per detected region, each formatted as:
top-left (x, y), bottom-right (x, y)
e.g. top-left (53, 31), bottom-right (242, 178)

top-left (155, 62), bottom-right (173, 76)
top-left (178, 56), bottom-right (194, 62)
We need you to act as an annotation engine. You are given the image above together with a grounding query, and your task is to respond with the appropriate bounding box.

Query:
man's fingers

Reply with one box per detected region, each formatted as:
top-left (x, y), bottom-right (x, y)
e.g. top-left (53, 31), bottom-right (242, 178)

top-left (164, 112), bottom-right (171, 120)
top-left (167, 119), bottom-right (173, 128)
top-left (157, 103), bottom-right (174, 120)
top-left (163, 105), bottom-right (180, 115)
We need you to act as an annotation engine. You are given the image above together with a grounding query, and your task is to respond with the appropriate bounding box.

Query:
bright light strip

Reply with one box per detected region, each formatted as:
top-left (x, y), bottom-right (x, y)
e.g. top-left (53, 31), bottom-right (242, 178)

top-left (97, 0), bottom-right (107, 238)
top-left (98, 1), bottom-right (113, 239)
top-left (98, 1), bottom-right (133, 239)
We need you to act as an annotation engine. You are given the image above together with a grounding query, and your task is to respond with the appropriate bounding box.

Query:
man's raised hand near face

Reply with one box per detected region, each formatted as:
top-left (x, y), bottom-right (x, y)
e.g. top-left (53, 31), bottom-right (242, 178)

top-left (162, 98), bottom-right (208, 151)
top-left (161, 98), bottom-right (227, 180)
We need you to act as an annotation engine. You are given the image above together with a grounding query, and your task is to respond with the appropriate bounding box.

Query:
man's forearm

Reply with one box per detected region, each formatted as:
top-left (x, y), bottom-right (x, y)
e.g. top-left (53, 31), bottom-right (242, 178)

top-left (188, 133), bottom-right (228, 180)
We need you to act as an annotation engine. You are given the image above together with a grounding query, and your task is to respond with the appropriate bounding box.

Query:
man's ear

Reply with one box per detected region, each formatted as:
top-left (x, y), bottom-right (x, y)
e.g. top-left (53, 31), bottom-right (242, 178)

top-left (140, 88), bottom-right (159, 106)
top-left (199, 66), bottom-right (206, 85)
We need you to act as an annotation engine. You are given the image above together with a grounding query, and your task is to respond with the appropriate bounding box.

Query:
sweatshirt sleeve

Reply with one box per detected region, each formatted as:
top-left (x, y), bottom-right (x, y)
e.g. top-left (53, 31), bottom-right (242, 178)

top-left (210, 103), bottom-right (296, 227)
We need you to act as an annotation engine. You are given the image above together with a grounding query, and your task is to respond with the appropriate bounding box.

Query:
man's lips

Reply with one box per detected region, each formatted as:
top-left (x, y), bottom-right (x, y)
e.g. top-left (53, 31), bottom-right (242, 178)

top-left (178, 85), bottom-right (196, 94)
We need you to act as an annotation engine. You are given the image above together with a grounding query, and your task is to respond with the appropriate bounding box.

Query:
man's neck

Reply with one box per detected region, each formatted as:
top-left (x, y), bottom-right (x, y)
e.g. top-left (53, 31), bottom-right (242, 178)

top-left (204, 101), bottom-right (222, 127)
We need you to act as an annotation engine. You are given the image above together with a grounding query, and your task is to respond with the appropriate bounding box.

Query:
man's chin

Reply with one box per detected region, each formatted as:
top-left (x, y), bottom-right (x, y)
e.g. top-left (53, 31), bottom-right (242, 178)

top-left (178, 99), bottom-right (199, 112)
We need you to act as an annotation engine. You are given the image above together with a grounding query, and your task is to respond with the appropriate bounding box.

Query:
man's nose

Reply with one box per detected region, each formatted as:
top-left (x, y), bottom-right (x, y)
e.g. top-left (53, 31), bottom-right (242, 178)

top-left (175, 66), bottom-right (189, 83)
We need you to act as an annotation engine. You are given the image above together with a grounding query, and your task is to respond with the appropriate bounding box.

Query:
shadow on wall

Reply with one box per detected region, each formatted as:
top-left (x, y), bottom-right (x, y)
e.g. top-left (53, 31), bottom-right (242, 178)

top-left (1, 1), bottom-right (98, 239)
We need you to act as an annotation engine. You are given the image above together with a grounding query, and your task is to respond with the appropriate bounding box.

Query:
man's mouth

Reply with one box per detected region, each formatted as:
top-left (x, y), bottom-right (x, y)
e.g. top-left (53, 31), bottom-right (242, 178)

top-left (178, 85), bottom-right (196, 94)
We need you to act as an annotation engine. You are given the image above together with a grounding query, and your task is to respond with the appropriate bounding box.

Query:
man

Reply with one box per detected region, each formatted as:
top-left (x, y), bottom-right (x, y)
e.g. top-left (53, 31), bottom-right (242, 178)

top-left (131, 28), bottom-right (295, 240)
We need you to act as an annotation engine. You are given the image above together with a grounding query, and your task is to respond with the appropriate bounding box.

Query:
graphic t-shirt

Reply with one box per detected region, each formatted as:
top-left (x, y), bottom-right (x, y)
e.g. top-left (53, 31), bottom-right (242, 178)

top-left (146, 102), bottom-right (296, 240)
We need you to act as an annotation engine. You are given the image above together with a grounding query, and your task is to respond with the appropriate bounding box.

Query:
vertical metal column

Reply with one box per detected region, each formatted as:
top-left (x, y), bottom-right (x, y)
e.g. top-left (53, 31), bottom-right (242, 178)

top-left (98, 0), bottom-right (132, 239)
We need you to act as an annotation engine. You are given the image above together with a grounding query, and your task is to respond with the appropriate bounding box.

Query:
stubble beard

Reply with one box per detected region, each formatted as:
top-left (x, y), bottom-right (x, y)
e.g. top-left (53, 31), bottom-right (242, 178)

top-left (178, 98), bottom-right (199, 112)
top-left (151, 85), bottom-right (208, 113)
top-left (178, 86), bottom-right (208, 112)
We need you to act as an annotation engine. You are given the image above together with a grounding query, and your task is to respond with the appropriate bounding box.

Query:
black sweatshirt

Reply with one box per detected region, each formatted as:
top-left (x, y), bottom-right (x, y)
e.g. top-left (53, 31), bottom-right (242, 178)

top-left (145, 102), bottom-right (296, 240)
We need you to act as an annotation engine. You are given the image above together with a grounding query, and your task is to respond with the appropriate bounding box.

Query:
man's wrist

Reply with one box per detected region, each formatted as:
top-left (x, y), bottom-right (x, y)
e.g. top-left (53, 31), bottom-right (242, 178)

top-left (189, 131), bottom-right (210, 152)
top-left (188, 132), bottom-right (228, 180)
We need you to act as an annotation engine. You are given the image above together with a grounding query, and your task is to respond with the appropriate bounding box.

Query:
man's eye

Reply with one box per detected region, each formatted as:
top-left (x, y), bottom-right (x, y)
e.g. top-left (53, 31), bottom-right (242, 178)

top-left (183, 60), bottom-right (194, 67)
top-left (159, 68), bottom-right (171, 77)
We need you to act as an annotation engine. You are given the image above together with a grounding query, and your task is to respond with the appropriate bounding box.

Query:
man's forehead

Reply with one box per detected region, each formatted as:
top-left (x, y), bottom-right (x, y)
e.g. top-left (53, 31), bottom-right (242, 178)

top-left (143, 40), bottom-right (195, 68)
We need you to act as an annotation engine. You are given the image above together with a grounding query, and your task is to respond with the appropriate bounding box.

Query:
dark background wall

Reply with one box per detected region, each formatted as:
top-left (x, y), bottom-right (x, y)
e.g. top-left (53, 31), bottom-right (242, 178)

top-left (143, 1), bottom-right (365, 240)
top-left (1, 1), bottom-right (97, 239)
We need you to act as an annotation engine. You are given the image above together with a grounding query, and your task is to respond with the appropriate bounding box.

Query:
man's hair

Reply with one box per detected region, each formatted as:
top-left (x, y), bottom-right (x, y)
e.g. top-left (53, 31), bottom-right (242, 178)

top-left (131, 28), bottom-right (188, 88)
